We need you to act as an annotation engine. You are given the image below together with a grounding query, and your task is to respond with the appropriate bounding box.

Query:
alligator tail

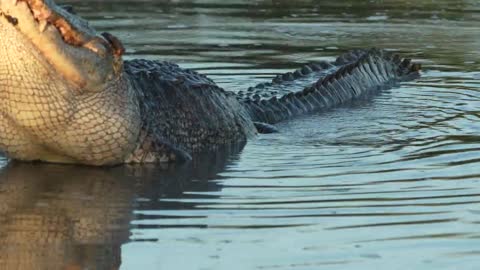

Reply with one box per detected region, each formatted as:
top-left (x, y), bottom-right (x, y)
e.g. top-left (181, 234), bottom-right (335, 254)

top-left (240, 49), bottom-right (421, 124)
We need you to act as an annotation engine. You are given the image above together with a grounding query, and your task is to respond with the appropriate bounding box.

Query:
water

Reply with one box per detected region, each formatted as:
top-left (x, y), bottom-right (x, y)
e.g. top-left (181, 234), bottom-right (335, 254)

top-left (1, 0), bottom-right (480, 269)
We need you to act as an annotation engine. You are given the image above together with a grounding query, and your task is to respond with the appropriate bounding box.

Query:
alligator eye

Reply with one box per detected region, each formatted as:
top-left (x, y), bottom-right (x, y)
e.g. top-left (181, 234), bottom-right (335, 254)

top-left (101, 32), bottom-right (125, 57)
top-left (60, 5), bottom-right (76, 15)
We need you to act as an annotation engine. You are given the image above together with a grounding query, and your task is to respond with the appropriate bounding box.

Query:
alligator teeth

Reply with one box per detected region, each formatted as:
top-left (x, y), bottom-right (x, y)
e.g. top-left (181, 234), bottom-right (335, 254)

top-left (38, 20), bottom-right (48, 32)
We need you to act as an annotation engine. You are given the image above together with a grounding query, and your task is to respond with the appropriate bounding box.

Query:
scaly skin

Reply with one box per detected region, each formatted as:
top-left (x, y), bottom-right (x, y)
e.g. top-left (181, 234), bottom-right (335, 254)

top-left (0, 0), bottom-right (421, 166)
top-left (0, 0), bottom-right (140, 165)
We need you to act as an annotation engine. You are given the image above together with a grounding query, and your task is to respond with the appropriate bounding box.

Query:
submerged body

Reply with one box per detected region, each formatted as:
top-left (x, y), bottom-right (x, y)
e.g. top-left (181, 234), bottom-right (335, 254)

top-left (0, 0), bottom-right (420, 166)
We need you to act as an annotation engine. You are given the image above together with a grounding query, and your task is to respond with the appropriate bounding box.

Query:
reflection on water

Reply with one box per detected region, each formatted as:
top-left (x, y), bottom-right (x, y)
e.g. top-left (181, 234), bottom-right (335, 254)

top-left (2, 0), bottom-right (480, 269)
top-left (0, 147), bottom-right (239, 269)
top-left (0, 164), bottom-right (130, 269)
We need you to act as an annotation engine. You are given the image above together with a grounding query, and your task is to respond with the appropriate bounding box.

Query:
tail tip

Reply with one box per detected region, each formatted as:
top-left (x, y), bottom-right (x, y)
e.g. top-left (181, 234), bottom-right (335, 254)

top-left (410, 63), bottom-right (422, 72)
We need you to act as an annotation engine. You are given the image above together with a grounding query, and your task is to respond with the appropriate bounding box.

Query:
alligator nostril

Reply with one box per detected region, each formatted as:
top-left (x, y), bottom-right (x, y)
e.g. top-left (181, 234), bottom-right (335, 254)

top-left (3, 14), bottom-right (19, 26)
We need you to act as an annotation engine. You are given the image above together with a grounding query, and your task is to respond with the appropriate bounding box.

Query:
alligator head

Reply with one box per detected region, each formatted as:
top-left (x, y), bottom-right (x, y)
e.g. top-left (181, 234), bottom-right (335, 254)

top-left (0, 0), bottom-right (141, 165)
top-left (0, 0), bottom-right (126, 91)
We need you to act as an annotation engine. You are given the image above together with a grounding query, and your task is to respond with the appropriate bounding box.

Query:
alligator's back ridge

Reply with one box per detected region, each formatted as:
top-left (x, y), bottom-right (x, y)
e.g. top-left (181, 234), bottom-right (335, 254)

top-left (241, 49), bottom-right (421, 124)
top-left (124, 59), bottom-right (256, 162)
top-left (122, 49), bottom-right (420, 162)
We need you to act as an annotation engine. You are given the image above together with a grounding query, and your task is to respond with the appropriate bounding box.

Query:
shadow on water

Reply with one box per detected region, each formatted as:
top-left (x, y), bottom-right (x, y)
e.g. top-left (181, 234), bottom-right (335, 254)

top-left (0, 143), bottom-right (244, 269)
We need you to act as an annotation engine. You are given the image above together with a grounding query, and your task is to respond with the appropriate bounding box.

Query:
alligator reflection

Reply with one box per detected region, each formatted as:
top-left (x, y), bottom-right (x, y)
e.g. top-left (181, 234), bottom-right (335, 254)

top-left (0, 144), bottom-right (243, 270)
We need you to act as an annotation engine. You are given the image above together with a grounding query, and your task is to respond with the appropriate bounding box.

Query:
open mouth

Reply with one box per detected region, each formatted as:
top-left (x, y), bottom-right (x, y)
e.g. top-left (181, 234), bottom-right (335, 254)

top-left (0, 0), bottom-right (125, 91)
top-left (1, 0), bottom-right (124, 57)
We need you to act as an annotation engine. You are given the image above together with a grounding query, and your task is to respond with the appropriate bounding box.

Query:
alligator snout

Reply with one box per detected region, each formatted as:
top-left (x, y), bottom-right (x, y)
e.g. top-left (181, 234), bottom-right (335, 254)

top-left (1, 0), bottom-right (123, 58)
top-left (0, 0), bottom-right (125, 92)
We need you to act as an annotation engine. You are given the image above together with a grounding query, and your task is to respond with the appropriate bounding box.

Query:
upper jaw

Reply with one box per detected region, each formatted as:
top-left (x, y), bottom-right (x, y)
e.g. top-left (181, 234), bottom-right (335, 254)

top-left (0, 0), bottom-right (125, 92)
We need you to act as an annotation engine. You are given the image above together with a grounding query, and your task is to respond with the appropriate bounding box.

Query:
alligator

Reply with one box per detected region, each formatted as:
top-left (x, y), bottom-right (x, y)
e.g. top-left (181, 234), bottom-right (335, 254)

top-left (0, 0), bottom-right (421, 166)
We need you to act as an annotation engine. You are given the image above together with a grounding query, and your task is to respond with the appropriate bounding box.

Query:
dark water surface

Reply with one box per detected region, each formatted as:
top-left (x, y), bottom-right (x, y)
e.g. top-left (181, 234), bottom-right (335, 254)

top-left (1, 0), bottom-right (480, 269)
